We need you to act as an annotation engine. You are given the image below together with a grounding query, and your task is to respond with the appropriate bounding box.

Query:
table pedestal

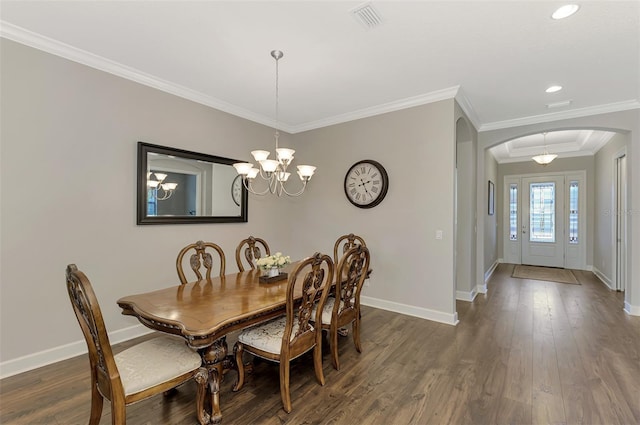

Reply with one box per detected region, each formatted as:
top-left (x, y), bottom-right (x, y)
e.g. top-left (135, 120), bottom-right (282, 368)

top-left (199, 337), bottom-right (238, 424)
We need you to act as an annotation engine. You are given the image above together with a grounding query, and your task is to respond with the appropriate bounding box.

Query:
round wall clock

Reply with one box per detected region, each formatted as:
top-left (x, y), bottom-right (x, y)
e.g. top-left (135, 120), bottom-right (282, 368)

top-left (344, 159), bottom-right (389, 209)
top-left (231, 175), bottom-right (243, 206)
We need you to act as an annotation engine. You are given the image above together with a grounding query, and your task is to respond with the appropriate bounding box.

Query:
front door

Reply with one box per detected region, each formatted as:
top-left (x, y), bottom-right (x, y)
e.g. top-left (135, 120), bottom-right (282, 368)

top-left (522, 176), bottom-right (565, 267)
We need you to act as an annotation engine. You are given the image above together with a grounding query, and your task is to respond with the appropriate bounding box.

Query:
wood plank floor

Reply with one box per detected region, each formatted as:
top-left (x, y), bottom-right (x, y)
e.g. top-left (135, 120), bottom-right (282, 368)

top-left (1, 264), bottom-right (639, 424)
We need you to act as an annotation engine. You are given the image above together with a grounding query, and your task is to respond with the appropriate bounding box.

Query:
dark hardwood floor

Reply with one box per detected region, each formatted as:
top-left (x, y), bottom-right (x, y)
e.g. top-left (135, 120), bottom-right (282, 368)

top-left (1, 263), bottom-right (639, 424)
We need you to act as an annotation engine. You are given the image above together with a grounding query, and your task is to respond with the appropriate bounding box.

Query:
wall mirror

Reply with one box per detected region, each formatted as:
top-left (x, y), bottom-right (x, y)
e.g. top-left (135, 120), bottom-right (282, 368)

top-left (137, 142), bottom-right (248, 224)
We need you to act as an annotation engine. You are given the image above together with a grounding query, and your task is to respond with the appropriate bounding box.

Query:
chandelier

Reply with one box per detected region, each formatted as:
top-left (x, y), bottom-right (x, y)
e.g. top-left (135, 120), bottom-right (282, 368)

top-left (532, 132), bottom-right (557, 165)
top-left (147, 172), bottom-right (177, 200)
top-left (233, 50), bottom-right (316, 197)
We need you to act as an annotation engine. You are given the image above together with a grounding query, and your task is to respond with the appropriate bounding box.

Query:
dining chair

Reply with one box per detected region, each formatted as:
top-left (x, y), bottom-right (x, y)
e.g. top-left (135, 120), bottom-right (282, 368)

top-left (313, 245), bottom-right (370, 370)
top-left (333, 233), bottom-right (366, 264)
top-left (65, 264), bottom-right (207, 425)
top-left (235, 236), bottom-right (271, 272)
top-left (176, 240), bottom-right (226, 284)
top-left (232, 252), bottom-right (334, 413)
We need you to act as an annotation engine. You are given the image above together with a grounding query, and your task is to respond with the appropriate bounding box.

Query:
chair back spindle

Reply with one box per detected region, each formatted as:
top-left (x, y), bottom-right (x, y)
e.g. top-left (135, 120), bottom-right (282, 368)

top-left (333, 233), bottom-right (366, 264)
top-left (235, 236), bottom-right (270, 272)
top-left (176, 240), bottom-right (226, 284)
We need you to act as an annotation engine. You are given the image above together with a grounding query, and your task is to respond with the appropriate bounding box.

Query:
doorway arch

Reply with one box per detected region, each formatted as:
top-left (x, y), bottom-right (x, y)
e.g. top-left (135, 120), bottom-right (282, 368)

top-left (475, 112), bottom-right (638, 316)
top-left (455, 117), bottom-right (477, 302)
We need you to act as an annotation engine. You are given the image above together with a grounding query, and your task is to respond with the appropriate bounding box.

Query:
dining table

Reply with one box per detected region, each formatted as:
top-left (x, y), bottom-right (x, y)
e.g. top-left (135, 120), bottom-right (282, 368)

top-left (117, 263), bottom-right (305, 424)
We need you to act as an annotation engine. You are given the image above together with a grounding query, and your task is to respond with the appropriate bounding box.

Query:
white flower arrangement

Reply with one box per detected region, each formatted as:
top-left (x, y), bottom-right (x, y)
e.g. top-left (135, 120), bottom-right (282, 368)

top-left (256, 252), bottom-right (291, 270)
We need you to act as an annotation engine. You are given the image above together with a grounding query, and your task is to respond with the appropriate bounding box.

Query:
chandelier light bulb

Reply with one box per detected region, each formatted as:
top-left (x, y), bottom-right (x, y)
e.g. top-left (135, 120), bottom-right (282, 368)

top-left (251, 150), bottom-right (270, 162)
top-left (233, 162), bottom-right (254, 175)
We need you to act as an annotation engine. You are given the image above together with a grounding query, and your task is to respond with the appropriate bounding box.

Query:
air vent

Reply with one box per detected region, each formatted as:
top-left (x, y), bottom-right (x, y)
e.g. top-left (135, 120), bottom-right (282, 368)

top-left (350, 2), bottom-right (383, 30)
top-left (546, 100), bottom-right (573, 109)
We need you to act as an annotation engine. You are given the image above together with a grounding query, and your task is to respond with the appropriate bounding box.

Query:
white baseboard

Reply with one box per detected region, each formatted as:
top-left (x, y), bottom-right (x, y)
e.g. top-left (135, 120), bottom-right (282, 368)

top-left (476, 283), bottom-right (488, 294)
top-left (484, 260), bottom-right (499, 284)
top-left (624, 301), bottom-right (640, 316)
top-left (592, 266), bottom-right (614, 290)
top-left (456, 288), bottom-right (477, 302)
top-left (4, 298), bottom-right (461, 379)
top-left (0, 324), bottom-right (152, 380)
top-left (361, 296), bottom-right (459, 326)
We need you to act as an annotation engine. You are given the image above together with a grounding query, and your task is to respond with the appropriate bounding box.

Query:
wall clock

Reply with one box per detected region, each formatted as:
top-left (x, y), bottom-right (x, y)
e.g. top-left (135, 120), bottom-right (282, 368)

top-left (344, 159), bottom-right (389, 208)
top-left (231, 175), bottom-right (243, 206)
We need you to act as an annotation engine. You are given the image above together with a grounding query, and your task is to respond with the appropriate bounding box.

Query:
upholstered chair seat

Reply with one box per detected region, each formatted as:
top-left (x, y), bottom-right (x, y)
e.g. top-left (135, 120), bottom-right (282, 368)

top-left (238, 317), bottom-right (308, 357)
top-left (115, 336), bottom-right (202, 395)
top-left (312, 297), bottom-right (347, 325)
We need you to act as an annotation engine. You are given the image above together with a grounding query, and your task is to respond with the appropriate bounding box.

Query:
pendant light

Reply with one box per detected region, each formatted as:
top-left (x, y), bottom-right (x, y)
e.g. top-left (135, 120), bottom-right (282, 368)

top-left (233, 50), bottom-right (316, 197)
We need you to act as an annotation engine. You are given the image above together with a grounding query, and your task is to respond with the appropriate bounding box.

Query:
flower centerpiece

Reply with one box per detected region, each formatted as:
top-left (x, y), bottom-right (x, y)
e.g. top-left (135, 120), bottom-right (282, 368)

top-left (256, 252), bottom-right (291, 278)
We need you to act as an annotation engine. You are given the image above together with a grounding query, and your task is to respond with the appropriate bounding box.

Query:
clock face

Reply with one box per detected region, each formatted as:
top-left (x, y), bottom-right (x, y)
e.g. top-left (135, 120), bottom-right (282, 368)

top-left (344, 160), bottom-right (389, 209)
top-left (231, 175), bottom-right (243, 206)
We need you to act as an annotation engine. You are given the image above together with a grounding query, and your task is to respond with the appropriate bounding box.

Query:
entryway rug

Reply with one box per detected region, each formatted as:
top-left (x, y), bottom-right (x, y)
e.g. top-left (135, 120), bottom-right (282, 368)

top-left (512, 265), bottom-right (580, 285)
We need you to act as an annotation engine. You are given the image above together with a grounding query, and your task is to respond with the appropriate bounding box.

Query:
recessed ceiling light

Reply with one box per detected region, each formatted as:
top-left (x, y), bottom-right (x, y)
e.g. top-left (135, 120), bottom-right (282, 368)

top-left (546, 85), bottom-right (563, 93)
top-left (552, 4), bottom-right (580, 20)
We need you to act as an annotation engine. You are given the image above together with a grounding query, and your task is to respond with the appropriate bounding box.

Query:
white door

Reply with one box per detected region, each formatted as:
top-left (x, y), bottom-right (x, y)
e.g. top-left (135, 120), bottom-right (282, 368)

top-left (522, 176), bottom-right (565, 267)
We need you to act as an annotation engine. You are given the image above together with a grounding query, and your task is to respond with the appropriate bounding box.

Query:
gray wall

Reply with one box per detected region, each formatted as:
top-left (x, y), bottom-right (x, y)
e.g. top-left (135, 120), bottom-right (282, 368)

top-left (1, 39), bottom-right (463, 373)
top-left (484, 150), bottom-right (498, 272)
top-left (594, 133), bottom-right (628, 282)
top-left (455, 106), bottom-right (478, 299)
top-left (0, 39), bottom-right (293, 365)
top-left (289, 100), bottom-right (458, 323)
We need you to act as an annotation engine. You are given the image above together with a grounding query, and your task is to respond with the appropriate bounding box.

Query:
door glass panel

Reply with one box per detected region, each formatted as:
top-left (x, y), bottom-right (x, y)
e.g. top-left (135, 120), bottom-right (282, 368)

top-left (509, 183), bottom-right (518, 241)
top-left (530, 182), bottom-right (555, 243)
top-left (569, 181), bottom-right (578, 244)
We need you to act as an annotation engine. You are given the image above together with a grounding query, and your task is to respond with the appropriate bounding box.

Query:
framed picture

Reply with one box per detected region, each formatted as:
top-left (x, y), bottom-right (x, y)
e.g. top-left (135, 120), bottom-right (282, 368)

top-left (488, 180), bottom-right (495, 215)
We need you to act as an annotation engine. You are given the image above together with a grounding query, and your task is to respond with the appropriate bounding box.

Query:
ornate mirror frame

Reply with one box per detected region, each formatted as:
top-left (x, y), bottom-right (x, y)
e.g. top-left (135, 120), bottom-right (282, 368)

top-left (137, 142), bottom-right (248, 224)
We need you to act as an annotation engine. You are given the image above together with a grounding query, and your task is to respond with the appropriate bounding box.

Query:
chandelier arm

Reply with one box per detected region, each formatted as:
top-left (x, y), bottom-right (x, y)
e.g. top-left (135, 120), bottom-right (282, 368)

top-left (278, 180), bottom-right (308, 197)
top-left (155, 187), bottom-right (173, 201)
top-left (257, 167), bottom-right (272, 181)
top-left (242, 178), bottom-right (272, 196)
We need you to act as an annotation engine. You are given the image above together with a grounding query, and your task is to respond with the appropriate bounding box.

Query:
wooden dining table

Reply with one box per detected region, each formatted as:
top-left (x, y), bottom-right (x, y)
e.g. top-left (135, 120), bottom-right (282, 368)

top-left (117, 263), bottom-right (304, 424)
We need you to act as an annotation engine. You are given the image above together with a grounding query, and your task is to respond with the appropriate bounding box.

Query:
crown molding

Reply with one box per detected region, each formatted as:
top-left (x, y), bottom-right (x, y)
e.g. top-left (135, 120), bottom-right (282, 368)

top-left (2, 21), bottom-right (454, 134)
top-left (479, 99), bottom-right (640, 132)
top-left (454, 89), bottom-right (481, 130)
top-left (289, 86), bottom-right (460, 133)
top-left (6, 20), bottom-right (636, 136)
top-left (0, 21), bottom-right (290, 131)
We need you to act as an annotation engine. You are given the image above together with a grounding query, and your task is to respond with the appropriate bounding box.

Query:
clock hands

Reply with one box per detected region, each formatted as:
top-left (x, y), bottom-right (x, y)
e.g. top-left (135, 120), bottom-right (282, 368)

top-left (357, 177), bottom-right (373, 199)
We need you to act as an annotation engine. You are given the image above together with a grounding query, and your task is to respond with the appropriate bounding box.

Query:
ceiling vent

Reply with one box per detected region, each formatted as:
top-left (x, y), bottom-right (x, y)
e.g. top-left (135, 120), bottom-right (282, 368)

top-left (546, 100), bottom-right (573, 109)
top-left (350, 2), bottom-right (383, 30)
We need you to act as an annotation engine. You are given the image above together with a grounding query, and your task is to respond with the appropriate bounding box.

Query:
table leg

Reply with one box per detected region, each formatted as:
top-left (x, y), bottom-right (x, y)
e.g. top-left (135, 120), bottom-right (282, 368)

top-left (194, 368), bottom-right (211, 425)
top-left (200, 337), bottom-right (239, 424)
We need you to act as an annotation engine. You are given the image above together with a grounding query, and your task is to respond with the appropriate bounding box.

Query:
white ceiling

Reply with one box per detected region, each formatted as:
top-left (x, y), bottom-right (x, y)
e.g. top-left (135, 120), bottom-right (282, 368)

top-left (1, 1), bottom-right (638, 150)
